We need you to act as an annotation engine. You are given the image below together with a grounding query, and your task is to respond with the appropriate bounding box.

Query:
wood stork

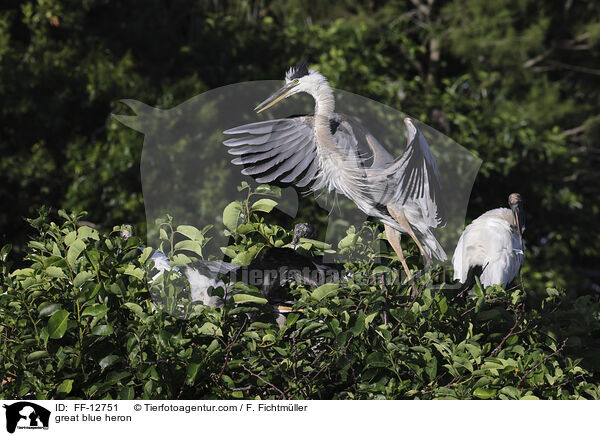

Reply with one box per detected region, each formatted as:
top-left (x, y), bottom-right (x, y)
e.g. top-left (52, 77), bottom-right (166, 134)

top-left (452, 193), bottom-right (526, 289)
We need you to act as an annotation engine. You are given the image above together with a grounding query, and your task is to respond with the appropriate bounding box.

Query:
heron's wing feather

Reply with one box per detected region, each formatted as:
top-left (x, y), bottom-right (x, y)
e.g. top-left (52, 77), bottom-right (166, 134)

top-left (338, 114), bottom-right (394, 169)
top-left (223, 116), bottom-right (320, 189)
top-left (375, 118), bottom-right (446, 228)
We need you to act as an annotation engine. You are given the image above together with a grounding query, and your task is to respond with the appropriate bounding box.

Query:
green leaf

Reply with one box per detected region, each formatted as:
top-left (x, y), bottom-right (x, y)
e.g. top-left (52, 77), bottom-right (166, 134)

top-left (425, 357), bottom-right (438, 382)
top-left (67, 238), bottom-right (86, 269)
top-left (232, 293), bottom-right (268, 304)
top-left (159, 228), bottom-right (168, 240)
top-left (255, 184), bottom-right (281, 197)
top-left (473, 387), bottom-right (497, 399)
top-left (236, 223), bottom-right (256, 235)
top-left (500, 386), bottom-right (521, 399)
top-left (364, 311), bottom-right (378, 326)
top-left (220, 246), bottom-right (237, 259)
top-left (58, 210), bottom-right (72, 221)
top-left (123, 264), bottom-right (144, 280)
top-left (171, 253), bottom-right (193, 267)
top-left (251, 198), bottom-right (278, 213)
top-left (198, 322), bottom-right (223, 336)
top-left (366, 351), bottom-right (387, 368)
top-left (82, 304), bottom-right (109, 318)
top-left (438, 297), bottom-right (448, 314)
top-left (223, 201), bottom-right (243, 232)
top-left (311, 283), bottom-right (339, 301)
top-left (38, 302), bottom-right (62, 317)
top-left (350, 313), bottom-right (366, 336)
top-left (237, 181), bottom-right (250, 191)
top-left (186, 362), bottom-right (201, 385)
top-left (78, 226), bottom-right (100, 241)
top-left (64, 230), bottom-right (77, 246)
top-left (99, 354), bottom-right (120, 371)
top-left (174, 240), bottom-right (203, 257)
top-left (0, 243), bottom-right (12, 261)
top-left (297, 238), bottom-right (331, 250)
top-left (261, 334), bottom-right (276, 345)
top-left (338, 233), bottom-right (359, 249)
top-left (92, 324), bottom-right (114, 336)
top-left (231, 244), bottom-right (263, 266)
top-left (139, 246), bottom-right (153, 265)
top-left (46, 265), bottom-right (67, 279)
top-left (27, 351), bottom-right (49, 362)
top-left (123, 302), bottom-right (146, 319)
top-left (176, 225), bottom-right (204, 241)
top-left (286, 313), bottom-right (299, 327)
top-left (118, 386), bottom-right (135, 400)
top-left (28, 240), bottom-right (46, 251)
top-left (57, 379), bottom-right (74, 394)
top-left (48, 309), bottom-right (69, 339)
top-left (73, 271), bottom-right (95, 288)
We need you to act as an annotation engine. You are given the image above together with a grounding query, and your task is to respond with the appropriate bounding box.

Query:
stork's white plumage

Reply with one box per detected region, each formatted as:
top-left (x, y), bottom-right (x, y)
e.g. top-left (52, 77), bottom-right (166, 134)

top-left (452, 193), bottom-right (526, 289)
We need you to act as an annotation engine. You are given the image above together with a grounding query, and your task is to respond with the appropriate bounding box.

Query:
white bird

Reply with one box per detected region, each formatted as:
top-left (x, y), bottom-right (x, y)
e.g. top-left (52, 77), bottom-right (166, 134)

top-left (144, 224), bottom-right (341, 308)
top-left (452, 193), bottom-right (526, 289)
top-left (223, 60), bottom-right (447, 287)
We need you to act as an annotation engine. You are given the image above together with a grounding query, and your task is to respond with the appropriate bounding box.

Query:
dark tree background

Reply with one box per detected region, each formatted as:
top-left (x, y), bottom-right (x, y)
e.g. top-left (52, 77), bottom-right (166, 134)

top-left (1, 0), bottom-right (599, 294)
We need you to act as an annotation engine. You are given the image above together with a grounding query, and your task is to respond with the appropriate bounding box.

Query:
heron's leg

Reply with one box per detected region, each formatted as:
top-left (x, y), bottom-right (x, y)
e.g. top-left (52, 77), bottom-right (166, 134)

top-left (387, 205), bottom-right (432, 265)
top-left (384, 224), bottom-right (418, 297)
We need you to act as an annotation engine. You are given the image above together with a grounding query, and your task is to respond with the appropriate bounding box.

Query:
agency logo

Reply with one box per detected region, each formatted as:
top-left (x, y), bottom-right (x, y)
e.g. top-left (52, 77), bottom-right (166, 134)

top-left (2, 402), bottom-right (50, 434)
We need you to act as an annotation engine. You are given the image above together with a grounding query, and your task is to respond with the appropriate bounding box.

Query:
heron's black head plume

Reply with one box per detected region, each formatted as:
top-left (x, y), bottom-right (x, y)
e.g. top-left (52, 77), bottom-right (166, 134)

top-left (286, 58), bottom-right (309, 81)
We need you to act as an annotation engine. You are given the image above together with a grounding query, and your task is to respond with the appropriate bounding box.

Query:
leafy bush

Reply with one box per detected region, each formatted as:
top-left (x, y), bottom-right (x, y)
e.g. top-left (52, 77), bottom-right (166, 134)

top-left (1, 191), bottom-right (599, 399)
top-left (1, 0), bottom-right (599, 295)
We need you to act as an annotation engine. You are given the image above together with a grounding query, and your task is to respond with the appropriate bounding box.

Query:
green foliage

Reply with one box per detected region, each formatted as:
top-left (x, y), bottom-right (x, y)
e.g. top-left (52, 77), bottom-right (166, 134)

top-left (1, 0), bottom-right (598, 294)
top-left (1, 202), bottom-right (599, 399)
top-left (0, 1), bottom-right (599, 398)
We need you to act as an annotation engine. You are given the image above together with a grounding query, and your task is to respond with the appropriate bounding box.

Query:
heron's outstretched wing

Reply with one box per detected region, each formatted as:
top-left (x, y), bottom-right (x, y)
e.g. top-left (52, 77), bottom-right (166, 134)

top-left (374, 118), bottom-right (446, 228)
top-left (223, 116), bottom-right (319, 187)
top-left (223, 115), bottom-right (368, 191)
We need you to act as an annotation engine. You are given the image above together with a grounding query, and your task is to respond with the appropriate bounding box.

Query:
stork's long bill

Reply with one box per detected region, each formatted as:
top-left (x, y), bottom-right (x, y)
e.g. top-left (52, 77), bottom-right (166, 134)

top-left (254, 81), bottom-right (300, 113)
top-left (509, 193), bottom-right (526, 253)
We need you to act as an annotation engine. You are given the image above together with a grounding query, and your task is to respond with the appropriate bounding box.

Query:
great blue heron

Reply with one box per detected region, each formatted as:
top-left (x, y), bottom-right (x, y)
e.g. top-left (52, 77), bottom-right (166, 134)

top-left (452, 193), bottom-right (526, 289)
top-left (223, 60), bottom-right (446, 286)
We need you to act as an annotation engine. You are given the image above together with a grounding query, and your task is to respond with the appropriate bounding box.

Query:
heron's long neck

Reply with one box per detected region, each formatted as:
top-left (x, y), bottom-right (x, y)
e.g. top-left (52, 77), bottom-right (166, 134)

top-left (310, 83), bottom-right (336, 152)
top-left (313, 83), bottom-right (334, 120)
top-left (308, 78), bottom-right (368, 207)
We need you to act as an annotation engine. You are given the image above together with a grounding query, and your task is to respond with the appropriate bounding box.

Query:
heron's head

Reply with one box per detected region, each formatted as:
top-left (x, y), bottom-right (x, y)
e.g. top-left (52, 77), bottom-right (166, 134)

top-left (291, 222), bottom-right (317, 248)
top-left (255, 60), bottom-right (329, 113)
top-left (508, 193), bottom-right (526, 251)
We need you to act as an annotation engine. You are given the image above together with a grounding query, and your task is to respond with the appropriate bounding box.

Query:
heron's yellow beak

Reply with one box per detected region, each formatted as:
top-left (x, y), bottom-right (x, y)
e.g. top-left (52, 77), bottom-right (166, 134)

top-left (254, 82), bottom-right (299, 113)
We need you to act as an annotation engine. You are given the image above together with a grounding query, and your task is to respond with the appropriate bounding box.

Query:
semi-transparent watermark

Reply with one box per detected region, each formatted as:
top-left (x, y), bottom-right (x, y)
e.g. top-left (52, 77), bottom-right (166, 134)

top-left (113, 80), bottom-right (481, 318)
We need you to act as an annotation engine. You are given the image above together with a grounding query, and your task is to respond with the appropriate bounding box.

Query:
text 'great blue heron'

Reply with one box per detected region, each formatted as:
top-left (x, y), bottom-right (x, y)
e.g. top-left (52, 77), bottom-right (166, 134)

top-left (223, 60), bottom-right (447, 286)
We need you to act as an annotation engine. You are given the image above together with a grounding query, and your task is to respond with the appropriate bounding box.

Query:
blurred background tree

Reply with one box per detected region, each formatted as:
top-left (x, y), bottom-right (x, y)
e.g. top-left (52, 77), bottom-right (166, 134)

top-left (0, 0), bottom-right (598, 294)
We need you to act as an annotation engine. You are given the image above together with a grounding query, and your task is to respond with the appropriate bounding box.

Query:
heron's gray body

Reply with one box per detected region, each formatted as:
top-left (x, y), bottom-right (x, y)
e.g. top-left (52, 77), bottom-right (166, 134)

top-left (224, 64), bottom-right (447, 264)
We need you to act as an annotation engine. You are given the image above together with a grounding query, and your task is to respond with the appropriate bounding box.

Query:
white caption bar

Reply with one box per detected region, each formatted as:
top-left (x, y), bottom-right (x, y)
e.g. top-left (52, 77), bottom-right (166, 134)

top-left (0, 400), bottom-right (595, 435)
